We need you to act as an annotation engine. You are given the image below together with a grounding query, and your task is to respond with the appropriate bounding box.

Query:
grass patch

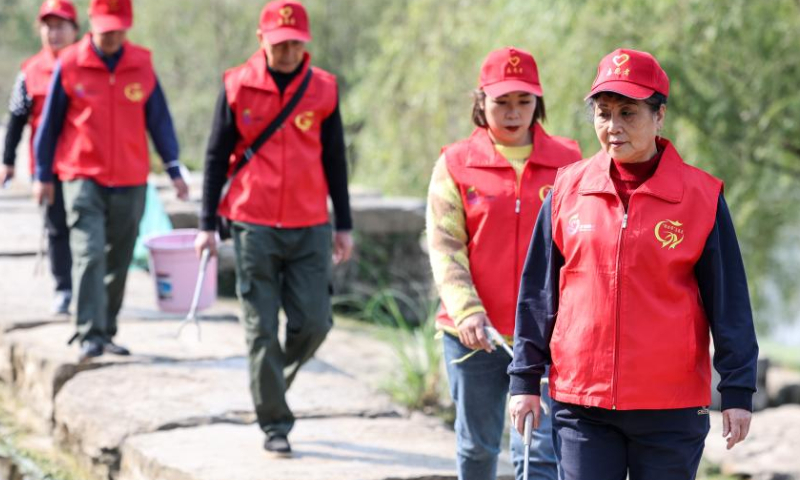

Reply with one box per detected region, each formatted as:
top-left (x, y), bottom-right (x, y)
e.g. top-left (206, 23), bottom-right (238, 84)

top-left (336, 288), bottom-right (454, 422)
top-left (697, 459), bottom-right (738, 480)
top-left (0, 388), bottom-right (87, 480)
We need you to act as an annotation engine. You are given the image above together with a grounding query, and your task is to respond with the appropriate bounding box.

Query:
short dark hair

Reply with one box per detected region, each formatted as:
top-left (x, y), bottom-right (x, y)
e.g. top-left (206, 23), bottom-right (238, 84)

top-left (586, 91), bottom-right (667, 112)
top-left (472, 89), bottom-right (547, 128)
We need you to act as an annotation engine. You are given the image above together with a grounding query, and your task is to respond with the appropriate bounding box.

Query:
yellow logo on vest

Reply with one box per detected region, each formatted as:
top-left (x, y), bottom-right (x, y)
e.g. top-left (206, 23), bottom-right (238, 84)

top-left (294, 111), bottom-right (314, 132)
top-left (124, 83), bottom-right (145, 103)
top-left (655, 220), bottom-right (684, 249)
top-left (279, 6), bottom-right (296, 25)
top-left (538, 184), bottom-right (553, 201)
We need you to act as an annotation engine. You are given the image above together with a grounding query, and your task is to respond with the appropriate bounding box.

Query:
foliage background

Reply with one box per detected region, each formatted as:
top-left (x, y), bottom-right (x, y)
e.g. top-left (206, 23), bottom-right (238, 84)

top-left (1, 0), bottom-right (799, 332)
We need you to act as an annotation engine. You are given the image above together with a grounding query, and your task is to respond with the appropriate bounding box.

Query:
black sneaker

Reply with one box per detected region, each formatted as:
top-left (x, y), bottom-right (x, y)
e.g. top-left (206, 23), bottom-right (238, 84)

top-left (103, 341), bottom-right (131, 356)
top-left (79, 340), bottom-right (103, 362)
top-left (263, 434), bottom-right (292, 457)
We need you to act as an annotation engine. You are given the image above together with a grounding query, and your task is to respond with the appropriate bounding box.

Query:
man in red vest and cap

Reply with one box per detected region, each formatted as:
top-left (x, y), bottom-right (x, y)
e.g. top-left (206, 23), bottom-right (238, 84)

top-left (196, 0), bottom-right (353, 457)
top-left (33, 0), bottom-right (188, 362)
top-left (3, 0), bottom-right (79, 315)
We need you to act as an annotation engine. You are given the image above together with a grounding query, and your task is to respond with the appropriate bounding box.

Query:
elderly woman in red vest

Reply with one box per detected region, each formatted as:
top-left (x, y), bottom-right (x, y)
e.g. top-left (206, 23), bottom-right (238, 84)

top-left (2, 0), bottom-right (79, 315)
top-left (427, 47), bottom-right (582, 480)
top-left (508, 49), bottom-right (759, 480)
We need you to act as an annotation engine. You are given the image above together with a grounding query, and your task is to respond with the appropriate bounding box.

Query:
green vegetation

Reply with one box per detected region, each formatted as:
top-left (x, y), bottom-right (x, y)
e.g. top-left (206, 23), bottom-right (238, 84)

top-left (759, 339), bottom-right (800, 371)
top-left (0, 389), bottom-right (87, 480)
top-left (335, 289), bottom-right (452, 418)
top-left (2, 0), bottom-right (799, 331)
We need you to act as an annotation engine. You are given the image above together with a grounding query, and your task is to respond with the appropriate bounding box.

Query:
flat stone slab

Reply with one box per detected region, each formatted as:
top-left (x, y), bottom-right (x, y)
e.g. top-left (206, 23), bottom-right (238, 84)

top-left (0, 257), bottom-right (65, 327)
top-left (54, 357), bottom-right (400, 472)
top-left (704, 405), bottom-right (800, 478)
top-left (315, 325), bottom-right (401, 391)
top-left (0, 201), bottom-right (43, 256)
top-left (2, 320), bottom-right (247, 425)
top-left (119, 417), bottom-right (467, 480)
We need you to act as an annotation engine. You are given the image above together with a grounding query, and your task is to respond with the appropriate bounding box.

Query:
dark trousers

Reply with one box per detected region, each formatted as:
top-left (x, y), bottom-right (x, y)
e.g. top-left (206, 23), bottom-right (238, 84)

top-left (552, 400), bottom-right (710, 480)
top-left (232, 222), bottom-right (333, 438)
top-left (63, 179), bottom-right (146, 343)
top-left (47, 178), bottom-right (72, 292)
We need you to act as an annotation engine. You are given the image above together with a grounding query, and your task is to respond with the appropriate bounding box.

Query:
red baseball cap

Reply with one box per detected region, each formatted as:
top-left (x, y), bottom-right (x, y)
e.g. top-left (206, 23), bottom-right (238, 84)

top-left (479, 47), bottom-right (543, 98)
top-left (260, 0), bottom-right (312, 45)
top-left (586, 48), bottom-right (669, 100)
top-left (38, 0), bottom-right (78, 23)
top-left (88, 0), bottom-right (133, 33)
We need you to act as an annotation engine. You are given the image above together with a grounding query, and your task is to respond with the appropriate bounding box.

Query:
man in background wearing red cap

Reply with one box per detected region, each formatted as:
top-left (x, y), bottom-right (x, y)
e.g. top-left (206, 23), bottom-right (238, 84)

top-left (196, 0), bottom-right (353, 457)
top-left (33, 0), bottom-right (189, 362)
top-left (3, 0), bottom-right (80, 315)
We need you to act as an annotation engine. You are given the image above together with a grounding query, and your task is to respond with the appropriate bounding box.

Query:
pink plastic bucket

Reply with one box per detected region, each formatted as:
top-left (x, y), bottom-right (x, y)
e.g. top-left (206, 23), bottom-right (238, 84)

top-left (143, 229), bottom-right (217, 313)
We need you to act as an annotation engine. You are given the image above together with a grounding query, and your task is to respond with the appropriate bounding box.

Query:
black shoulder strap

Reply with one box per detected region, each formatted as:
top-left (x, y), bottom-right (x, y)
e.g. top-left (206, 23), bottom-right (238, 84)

top-left (231, 67), bottom-right (313, 177)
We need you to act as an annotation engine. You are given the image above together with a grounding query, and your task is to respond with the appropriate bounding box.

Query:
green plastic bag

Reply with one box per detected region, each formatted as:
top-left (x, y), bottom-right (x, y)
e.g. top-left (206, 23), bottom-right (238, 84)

top-left (132, 182), bottom-right (173, 270)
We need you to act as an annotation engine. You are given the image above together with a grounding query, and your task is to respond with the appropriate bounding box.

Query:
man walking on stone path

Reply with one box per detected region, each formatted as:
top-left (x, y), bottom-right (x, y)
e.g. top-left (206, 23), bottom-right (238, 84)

top-left (195, 0), bottom-right (353, 457)
top-left (33, 0), bottom-right (189, 362)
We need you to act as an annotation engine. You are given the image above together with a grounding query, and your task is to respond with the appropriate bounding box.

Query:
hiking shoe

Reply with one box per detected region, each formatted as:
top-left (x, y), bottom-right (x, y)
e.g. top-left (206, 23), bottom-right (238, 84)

top-left (52, 290), bottom-right (72, 315)
top-left (264, 434), bottom-right (292, 457)
top-left (79, 340), bottom-right (103, 362)
top-left (103, 341), bottom-right (131, 356)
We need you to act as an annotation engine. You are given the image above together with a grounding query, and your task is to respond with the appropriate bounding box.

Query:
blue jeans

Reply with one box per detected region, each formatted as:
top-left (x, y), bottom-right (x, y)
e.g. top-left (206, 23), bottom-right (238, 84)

top-left (443, 333), bottom-right (557, 480)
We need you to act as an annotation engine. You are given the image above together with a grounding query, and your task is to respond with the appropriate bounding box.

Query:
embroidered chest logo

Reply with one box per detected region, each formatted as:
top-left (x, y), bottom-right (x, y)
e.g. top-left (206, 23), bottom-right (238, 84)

top-left (538, 184), bottom-right (552, 201)
top-left (74, 83), bottom-right (86, 98)
top-left (567, 214), bottom-right (595, 235)
top-left (506, 55), bottom-right (523, 75)
top-left (124, 83), bottom-right (144, 102)
top-left (655, 220), bottom-right (684, 249)
top-left (279, 6), bottom-right (296, 25)
top-left (242, 108), bottom-right (253, 126)
top-left (294, 111), bottom-right (314, 132)
top-left (606, 53), bottom-right (631, 77)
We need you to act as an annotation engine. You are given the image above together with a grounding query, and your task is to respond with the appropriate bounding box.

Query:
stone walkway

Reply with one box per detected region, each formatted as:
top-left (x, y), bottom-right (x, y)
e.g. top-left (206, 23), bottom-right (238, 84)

top-left (0, 146), bottom-right (515, 479)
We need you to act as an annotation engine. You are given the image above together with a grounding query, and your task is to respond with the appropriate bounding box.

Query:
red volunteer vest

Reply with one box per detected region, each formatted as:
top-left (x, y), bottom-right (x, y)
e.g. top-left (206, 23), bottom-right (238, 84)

top-left (550, 138), bottom-right (722, 410)
top-left (21, 49), bottom-right (58, 174)
top-left (55, 35), bottom-right (156, 187)
top-left (218, 51), bottom-right (338, 228)
top-left (436, 125), bottom-right (582, 336)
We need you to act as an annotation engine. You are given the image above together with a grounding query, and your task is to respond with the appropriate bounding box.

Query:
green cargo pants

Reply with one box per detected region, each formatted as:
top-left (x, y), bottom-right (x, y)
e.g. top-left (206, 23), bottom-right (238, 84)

top-left (232, 221), bottom-right (333, 437)
top-left (62, 179), bottom-right (146, 344)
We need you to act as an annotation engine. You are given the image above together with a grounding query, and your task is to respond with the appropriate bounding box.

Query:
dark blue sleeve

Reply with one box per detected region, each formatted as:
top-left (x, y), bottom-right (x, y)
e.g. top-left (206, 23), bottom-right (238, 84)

top-left (145, 78), bottom-right (181, 179)
top-left (695, 194), bottom-right (759, 411)
top-left (508, 192), bottom-right (563, 396)
top-left (33, 62), bottom-right (68, 182)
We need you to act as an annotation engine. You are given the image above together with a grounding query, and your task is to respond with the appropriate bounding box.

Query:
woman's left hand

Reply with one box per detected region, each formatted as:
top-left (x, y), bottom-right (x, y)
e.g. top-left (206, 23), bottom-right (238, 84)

top-left (722, 408), bottom-right (752, 450)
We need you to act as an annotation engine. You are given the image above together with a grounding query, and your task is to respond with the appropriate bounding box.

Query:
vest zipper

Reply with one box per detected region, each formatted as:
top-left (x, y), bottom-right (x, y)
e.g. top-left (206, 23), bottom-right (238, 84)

top-left (612, 209), bottom-right (628, 410)
top-left (277, 90), bottom-right (286, 228)
top-left (109, 72), bottom-right (116, 186)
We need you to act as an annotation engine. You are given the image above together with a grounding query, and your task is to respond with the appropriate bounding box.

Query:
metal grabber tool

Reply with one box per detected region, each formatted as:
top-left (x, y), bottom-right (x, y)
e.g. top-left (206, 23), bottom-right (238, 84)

top-left (175, 248), bottom-right (211, 341)
top-left (484, 324), bottom-right (514, 357)
top-left (523, 410), bottom-right (534, 479)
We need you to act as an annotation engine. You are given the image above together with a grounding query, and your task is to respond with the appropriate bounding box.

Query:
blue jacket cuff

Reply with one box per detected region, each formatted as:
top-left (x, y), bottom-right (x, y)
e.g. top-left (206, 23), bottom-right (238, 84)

top-left (509, 373), bottom-right (542, 396)
top-left (720, 387), bottom-right (754, 412)
top-left (166, 165), bottom-right (182, 180)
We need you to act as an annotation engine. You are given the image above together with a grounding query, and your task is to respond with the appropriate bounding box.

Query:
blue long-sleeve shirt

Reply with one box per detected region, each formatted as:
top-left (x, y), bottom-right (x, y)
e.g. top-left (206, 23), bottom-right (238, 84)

top-left (34, 44), bottom-right (181, 183)
top-left (508, 193), bottom-right (759, 411)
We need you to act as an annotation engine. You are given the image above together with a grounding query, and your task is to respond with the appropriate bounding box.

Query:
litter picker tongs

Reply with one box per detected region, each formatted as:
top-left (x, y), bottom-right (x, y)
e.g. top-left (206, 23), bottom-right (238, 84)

top-left (175, 248), bottom-right (211, 341)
